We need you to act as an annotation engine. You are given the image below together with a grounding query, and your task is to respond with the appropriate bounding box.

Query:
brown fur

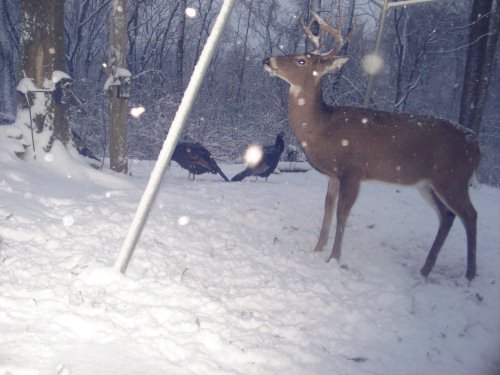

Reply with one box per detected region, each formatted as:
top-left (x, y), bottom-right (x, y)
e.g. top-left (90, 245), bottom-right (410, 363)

top-left (265, 53), bottom-right (480, 279)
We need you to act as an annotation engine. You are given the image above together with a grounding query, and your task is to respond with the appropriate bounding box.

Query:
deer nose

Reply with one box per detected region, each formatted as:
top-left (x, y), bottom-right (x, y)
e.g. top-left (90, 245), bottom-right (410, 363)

top-left (263, 57), bottom-right (270, 66)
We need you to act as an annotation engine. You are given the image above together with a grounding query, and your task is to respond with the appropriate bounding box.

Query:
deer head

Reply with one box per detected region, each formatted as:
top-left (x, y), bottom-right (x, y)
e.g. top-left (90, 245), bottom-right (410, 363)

top-left (265, 12), bottom-right (350, 96)
top-left (264, 13), bottom-right (480, 280)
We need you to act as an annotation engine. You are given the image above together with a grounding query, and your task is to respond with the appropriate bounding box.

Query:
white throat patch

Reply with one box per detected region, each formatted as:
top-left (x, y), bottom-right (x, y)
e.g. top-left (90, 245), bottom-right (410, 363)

top-left (290, 85), bottom-right (302, 97)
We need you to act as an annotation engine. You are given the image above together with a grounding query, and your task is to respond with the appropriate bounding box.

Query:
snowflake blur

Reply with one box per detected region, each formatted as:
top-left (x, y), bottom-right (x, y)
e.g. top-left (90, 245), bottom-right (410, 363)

top-left (178, 216), bottom-right (190, 226)
top-left (244, 144), bottom-right (263, 168)
top-left (62, 215), bottom-right (74, 227)
top-left (362, 53), bottom-right (384, 75)
top-left (185, 6), bottom-right (197, 19)
top-left (130, 105), bottom-right (146, 118)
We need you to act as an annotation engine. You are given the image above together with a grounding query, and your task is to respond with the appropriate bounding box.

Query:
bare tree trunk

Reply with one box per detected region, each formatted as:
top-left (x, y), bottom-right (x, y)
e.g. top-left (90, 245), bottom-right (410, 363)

top-left (18, 0), bottom-right (70, 156)
top-left (49, 0), bottom-right (71, 148)
top-left (194, 0), bottom-right (214, 65)
top-left (330, 0), bottom-right (356, 98)
top-left (393, 7), bottom-right (408, 111)
top-left (108, 0), bottom-right (128, 173)
top-left (237, 0), bottom-right (253, 102)
top-left (176, 0), bottom-right (187, 92)
top-left (459, 0), bottom-right (499, 134)
top-left (263, 0), bottom-right (278, 56)
top-left (159, 2), bottom-right (180, 71)
top-left (0, 0), bottom-right (17, 122)
top-left (127, 0), bottom-right (139, 75)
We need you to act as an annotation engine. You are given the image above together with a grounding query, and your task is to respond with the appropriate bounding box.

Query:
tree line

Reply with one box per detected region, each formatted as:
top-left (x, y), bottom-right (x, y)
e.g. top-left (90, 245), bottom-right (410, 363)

top-left (0, 0), bottom-right (498, 184)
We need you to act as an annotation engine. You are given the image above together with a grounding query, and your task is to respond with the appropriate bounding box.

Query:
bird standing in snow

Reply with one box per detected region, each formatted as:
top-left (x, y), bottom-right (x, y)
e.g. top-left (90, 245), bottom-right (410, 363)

top-left (172, 142), bottom-right (229, 181)
top-left (231, 132), bottom-right (285, 182)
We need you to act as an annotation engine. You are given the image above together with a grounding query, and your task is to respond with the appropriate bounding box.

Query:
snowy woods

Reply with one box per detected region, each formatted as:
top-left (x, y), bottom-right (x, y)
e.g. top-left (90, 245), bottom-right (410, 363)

top-left (0, 0), bottom-right (499, 182)
top-left (1, 1), bottom-right (500, 374)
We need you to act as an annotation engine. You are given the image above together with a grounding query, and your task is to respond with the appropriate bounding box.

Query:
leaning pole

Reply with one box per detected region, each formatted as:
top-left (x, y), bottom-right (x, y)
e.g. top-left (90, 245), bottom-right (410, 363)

top-left (114, 0), bottom-right (236, 274)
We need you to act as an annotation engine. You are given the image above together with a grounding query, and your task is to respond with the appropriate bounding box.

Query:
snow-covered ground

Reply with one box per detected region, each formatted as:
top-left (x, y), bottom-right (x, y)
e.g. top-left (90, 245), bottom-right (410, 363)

top-left (0, 132), bottom-right (499, 375)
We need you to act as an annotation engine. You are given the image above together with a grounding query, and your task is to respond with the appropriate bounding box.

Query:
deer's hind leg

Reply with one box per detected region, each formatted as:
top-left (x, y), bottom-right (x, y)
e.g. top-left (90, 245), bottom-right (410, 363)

top-left (418, 185), bottom-right (456, 278)
top-left (431, 182), bottom-right (477, 280)
top-left (313, 177), bottom-right (339, 252)
top-left (327, 173), bottom-right (361, 262)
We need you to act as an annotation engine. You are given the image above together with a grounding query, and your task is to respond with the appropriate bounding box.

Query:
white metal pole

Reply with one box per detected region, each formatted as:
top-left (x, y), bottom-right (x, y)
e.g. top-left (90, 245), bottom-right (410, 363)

top-left (114, 0), bottom-right (236, 274)
top-left (363, 0), bottom-right (439, 107)
top-left (363, 0), bottom-right (389, 108)
top-left (387, 0), bottom-right (439, 9)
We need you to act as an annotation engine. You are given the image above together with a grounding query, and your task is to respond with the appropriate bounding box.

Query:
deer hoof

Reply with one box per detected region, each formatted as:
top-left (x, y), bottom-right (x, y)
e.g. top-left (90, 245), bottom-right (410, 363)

top-left (466, 266), bottom-right (476, 281)
top-left (420, 265), bottom-right (431, 278)
top-left (326, 255), bottom-right (340, 263)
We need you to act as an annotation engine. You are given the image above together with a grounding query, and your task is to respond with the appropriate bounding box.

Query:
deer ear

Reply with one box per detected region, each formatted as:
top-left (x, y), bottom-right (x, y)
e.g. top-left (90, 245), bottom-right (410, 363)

top-left (323, 57), bottom-right (349, 74)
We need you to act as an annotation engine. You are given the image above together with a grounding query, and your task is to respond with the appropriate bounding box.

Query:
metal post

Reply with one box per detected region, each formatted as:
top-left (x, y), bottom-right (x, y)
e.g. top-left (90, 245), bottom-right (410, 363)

top-left (363, 0), bottom-right (439, 108)
top-left (363, 0), bottom-right (389, 108)
top-left (114, 0), bottom-right (236, 274)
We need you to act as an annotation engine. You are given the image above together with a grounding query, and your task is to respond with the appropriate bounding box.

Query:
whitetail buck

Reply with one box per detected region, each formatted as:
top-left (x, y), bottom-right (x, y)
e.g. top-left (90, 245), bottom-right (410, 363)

top-left (264, 13), bottom-right (480, 280)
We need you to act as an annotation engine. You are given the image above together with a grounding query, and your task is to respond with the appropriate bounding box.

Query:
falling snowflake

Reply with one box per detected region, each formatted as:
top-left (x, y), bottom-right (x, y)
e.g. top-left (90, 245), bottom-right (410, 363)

top-left (63, 215), bottom-right (74, 227)
top-left (185, 6), bottom-right (197, 19)
top-left (130, 105), bottom-right (146, 118)
top-left (362, 53), bottom-right (384, 75)
top-left (44, 153), bottom-right (54, 162)
top-left (178, 216), bottom-right (190, 226)
top-left (244, 145), bottom-right (263, 168)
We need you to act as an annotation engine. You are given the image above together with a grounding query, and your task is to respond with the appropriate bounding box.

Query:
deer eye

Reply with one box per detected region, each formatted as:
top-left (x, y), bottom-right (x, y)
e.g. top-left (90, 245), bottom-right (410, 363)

top-left (296, 58), bottom-right (306, 66)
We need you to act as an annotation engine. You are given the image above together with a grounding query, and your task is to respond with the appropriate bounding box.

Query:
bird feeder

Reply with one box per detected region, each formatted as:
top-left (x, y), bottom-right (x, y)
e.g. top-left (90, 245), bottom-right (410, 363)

top-left (51, 71), bottom-right (74, 104)
top-left (53, 77), bottom-right (74, 104)
top-left (117, 75), bottom-right (131, 99)
top-left (105, 67), bottom-right (132, 99)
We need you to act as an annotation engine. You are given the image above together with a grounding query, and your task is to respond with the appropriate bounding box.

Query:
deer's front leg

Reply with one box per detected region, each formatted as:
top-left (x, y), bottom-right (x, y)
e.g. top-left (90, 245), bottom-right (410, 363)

top-left (327, 173), bottom-right (361, 262)
top-left (313, 177), bottom-right (339, 252)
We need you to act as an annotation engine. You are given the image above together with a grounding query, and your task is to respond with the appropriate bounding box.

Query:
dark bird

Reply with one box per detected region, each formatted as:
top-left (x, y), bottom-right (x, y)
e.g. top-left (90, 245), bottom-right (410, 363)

top-left (231, 132), bottom-right (285, 182)
top-left (72, 130), bottom-right (100, 162)
top-left (171, 141), bottom-right (229, 181)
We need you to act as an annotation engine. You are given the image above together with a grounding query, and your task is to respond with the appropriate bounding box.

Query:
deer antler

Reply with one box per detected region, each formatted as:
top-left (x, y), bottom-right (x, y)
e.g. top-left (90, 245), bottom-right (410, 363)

top-left (312, 12), bottom-right (346, 57)
top-left (301, 11), bottom-right (350, 58)
top-left (300, 14), bottom-right (323, 53)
